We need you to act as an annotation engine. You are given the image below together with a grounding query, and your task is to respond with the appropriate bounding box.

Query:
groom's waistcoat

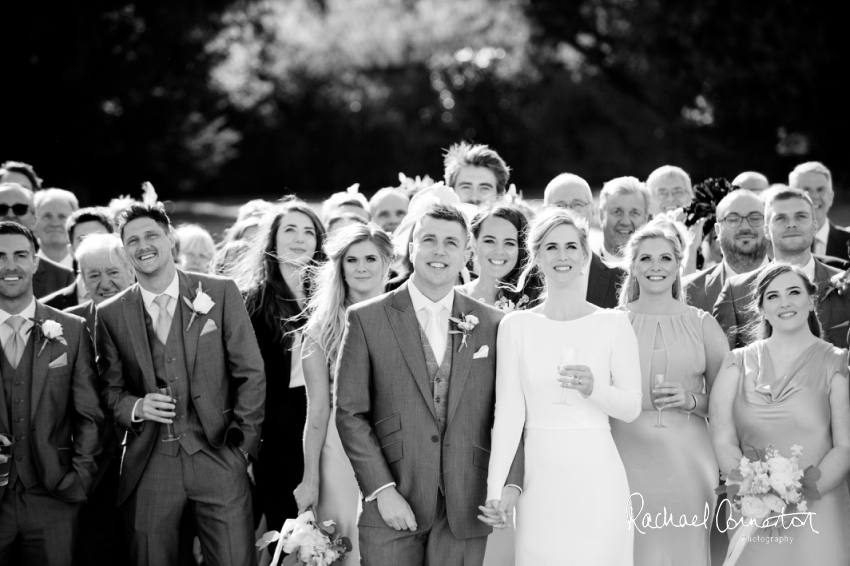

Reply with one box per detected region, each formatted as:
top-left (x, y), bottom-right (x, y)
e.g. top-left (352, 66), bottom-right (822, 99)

top-left (419, 323), bottom-right (453, 492)
top-left (1, 337), bottom-right (38, 489)
top-left (144, 301), bottom-right (205, 456)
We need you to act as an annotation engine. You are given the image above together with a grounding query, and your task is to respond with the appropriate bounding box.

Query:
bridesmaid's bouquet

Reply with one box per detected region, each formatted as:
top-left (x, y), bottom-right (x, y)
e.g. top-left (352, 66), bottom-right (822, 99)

top-left (257, 510), bottom-right (352, 566)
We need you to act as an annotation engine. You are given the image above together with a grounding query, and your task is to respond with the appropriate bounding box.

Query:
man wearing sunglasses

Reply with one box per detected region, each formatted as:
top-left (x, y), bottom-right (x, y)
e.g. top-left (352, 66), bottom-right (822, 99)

top-left (683, 190), bottom-right (769, 314)
top-left (0, 183), bottom-right (74, 299)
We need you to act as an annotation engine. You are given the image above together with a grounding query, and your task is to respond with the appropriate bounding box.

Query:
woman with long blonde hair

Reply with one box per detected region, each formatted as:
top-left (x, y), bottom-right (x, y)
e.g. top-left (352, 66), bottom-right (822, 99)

top-left (294, 223), bottom-right (395, 564)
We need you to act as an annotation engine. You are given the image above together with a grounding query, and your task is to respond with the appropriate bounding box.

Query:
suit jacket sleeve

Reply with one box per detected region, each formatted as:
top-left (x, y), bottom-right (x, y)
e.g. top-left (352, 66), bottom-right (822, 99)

top-left (221, 278), bottom-right (266, 458)
top-left (713, 280), bottom-right (738, 350)
top-left (69, 320), bottom-right (106, 497)
top-left (96, 307), bottom-right (142, 431)
top-left (334, 307), bottom-right (395, 497)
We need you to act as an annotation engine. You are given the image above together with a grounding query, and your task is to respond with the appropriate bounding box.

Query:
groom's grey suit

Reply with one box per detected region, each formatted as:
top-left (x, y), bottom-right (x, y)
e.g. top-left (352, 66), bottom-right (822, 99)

top-left (336, 282), bottom-right (524, 565)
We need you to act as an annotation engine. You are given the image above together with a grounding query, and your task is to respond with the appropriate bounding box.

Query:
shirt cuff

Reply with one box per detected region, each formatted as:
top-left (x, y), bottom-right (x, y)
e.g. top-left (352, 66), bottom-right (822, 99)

top-left (505, 484), bottom-right (523, 495)
top-left (365, 483), bottom-right (396, 502)
top-left (130, 398), bottom-right (143, 422)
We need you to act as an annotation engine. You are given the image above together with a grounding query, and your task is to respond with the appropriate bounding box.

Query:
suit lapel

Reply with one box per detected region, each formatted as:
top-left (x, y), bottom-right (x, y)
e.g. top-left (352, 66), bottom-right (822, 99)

top-left (446, 291), bottom-right (475, 425)
top-left (814, 259), bottom-right (834, 331)
top-left (121, 286), bottom-right (157, 393)
top-left (30, 302), bottom-right (54, 420)
top-left (705, 264), bottom-right (725, 311)
top-left (0, 356), bottom-right (8, 433)
top-left (586, 254), bottom-right (611, 307)
top-left (386, 284), bottom-right (437, 420)
top-left (178, 271), bottom-right (203, 378)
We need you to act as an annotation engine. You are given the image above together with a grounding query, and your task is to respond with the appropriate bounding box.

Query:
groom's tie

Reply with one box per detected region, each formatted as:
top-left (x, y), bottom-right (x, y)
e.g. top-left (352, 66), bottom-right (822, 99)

top-left (153, 294), bottom-right (173, 344)
top-left (3, 316), bottom-right (26, 369)
top-left (424, 303), bottom-right (445, 366)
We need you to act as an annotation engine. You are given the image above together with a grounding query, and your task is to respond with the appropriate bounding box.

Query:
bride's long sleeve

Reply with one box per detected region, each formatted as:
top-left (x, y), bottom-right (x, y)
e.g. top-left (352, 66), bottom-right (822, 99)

top-left (585, 312), bottom-right (642, 423)
top-left (487, 314), bottom-right (526, 502)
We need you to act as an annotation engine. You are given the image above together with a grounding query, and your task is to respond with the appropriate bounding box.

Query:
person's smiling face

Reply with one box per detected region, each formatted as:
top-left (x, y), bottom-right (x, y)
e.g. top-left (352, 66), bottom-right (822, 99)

top-left (601, 192), bottom-right (649, 255)
top-left (121, 217), bottom-right (175, 277)
top-left (761, 271), bottom-right (813, 333)
top-left (342, 240), bottom-right (387, 297)
top-left (633, 237), bottom-right (678, 297)
top-left (275, 212), bottom-right (318, 265)
top-left (537, 223), bottom-right (586, 285)
top-left (453, 166), bottom-right (499, 206)
top-left (474, 216), bottom-right (519, 281)
top-left (0, 233), bottom-right (37, 301)
top-left (766, 197), bottom-right (815, 255)
top-left (409, 216), bottom-right (467, 293)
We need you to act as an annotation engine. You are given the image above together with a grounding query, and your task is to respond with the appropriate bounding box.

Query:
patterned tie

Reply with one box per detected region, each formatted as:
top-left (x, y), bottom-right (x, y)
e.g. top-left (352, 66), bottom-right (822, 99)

top-left (153, 295), bottom-right (173, 344)
top-left (425, 303), bottom-right (445, 366)
top-left (4, 316), bottom-right (26, 369)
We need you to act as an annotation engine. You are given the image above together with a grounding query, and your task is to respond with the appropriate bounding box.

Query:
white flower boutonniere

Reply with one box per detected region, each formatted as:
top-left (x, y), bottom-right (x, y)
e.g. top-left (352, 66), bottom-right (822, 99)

top-left (449, 313), bottom-right (478, 352)
top-left (27, 318), bottom-right (67, 356)
top-left (183, 281), bottom-right (215, 331)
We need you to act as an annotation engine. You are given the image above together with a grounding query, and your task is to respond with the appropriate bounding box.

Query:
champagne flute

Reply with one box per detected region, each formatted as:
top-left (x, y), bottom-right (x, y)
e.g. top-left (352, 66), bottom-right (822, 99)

top-left (158, 386), bottom-right (183, 442)
top-left (651, 374), bottom-right (667, 428)
top-left (555, 347), bottom-right (578, 405)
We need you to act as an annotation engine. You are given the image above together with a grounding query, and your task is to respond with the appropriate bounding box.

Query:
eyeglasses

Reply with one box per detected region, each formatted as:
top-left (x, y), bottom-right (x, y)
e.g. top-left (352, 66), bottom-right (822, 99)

top-left (0, 204), bottom-right (30, 216)
top-left (719, 213), bottom-right (765, 228)
top-left (555, 201), bottom-right (590, 211)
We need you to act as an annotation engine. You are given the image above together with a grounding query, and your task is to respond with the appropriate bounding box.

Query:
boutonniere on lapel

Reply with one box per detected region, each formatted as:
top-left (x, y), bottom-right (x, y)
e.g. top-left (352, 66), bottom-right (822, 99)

top-left (449, 313), bottom-right (479, 352)
top-left (183, 282), bottom-right (215, 331)
top-left (27, 319), bottom-right (67, 356)
top-left (819, 268), bottom-right (850, 304)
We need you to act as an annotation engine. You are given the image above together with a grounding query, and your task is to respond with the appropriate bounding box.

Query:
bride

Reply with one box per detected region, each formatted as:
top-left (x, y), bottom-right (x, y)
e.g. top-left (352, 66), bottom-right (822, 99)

top-left (482, 207), bottom-right (642, 565)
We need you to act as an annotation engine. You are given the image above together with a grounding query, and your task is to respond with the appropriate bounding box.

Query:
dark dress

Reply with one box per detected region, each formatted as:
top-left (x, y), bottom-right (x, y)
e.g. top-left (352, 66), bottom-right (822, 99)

top-left (250, 309), bottom-right (307, 531)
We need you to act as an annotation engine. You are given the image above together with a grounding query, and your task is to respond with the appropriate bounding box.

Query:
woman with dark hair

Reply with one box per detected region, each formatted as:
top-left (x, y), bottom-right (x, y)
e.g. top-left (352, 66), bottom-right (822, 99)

top-left (228, 197), bottom-right (327, 532)
top-left (710, 263), bottom-right (850, 565)
top-left (457, 204), bottom-right (542, 311)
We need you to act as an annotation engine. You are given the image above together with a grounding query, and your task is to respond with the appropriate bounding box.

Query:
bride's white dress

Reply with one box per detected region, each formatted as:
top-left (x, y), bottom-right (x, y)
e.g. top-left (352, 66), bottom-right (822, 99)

top-left (487, 310), bottom-right (642, 566)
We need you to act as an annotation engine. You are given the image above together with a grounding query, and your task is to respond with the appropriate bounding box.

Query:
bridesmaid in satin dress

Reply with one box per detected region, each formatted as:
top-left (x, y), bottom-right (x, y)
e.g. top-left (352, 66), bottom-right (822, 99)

top-left (610, 219), bottom-right (729, 566)
top-left (710, 263), bottom-right (850, 565)
top-left (294, 223), bottom-right (396, 565)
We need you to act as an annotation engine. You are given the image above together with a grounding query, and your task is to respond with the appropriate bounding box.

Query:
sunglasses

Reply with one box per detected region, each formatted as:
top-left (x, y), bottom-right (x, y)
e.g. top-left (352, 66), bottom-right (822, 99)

top-left (0, 204), bottom-right (30, 216)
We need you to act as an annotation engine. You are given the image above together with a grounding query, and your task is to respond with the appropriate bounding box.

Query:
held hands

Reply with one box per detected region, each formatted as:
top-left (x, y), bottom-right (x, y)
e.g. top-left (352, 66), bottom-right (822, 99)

top-left (652, 382), bottom-right (693, 411)
top-left (377, 487), bottom-right (418, 531)
top-left (478, 486), bottom-right (521, 529)
top-left (557, 365), bottom-right (594, 396)
top-left (134, 393), bottom-right (176, 423)
top-left (294, 478), bottom-right (319, 515)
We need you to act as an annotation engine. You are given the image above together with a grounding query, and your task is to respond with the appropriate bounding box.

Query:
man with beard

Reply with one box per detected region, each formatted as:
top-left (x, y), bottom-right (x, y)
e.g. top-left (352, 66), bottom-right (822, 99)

top-left (713, 187), bottom-right (850, 349)
top-left (597, 176), bottom-right (651, 261)
top-left (683, 190), bottom-right (769, 313)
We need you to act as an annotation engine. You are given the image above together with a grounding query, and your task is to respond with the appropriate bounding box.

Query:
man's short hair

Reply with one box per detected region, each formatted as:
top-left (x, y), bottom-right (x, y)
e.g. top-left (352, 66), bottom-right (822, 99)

top-left (369, 187), bottom-right (409, 208)
top-left (762, 186), bottom-right (815, 223)
top-left (0, 221), bottom-right (37, 251)
top-left (0, 182), bottom-right (35, 205)
top-left (599, 176), bottom-right (651, 213)
top-left (66, 207), bottom-right (115, 241)
top-left (76, 233), bottom-right (131, 271)
top-left (0, 161), bottom-right (42, 190)
top-left (412, 203), bottom-right (469, 238)
top-left (117, 204), bottom-right (172, 240)
top-left (443, 142), bottom-right (511, 195)
top-left (33, 187), bottom-right (80, 213)
top-left (646, 165), bottom-right (693, 196)
top-left (789, 162), bottom-right (832, 187)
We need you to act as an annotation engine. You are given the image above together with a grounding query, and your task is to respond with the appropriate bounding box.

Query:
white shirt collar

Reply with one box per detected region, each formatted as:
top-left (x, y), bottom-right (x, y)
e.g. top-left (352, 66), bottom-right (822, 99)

top-left (139, 271), bottom-right (180, 310)
top-left (802, 254), bottom-right (816, 281)
top-left (408, 279), bottom-right (454, 315)
top-left (0, 297), bottom-right (37, 329)
top-left (815, 221), bottom-right (830, 246)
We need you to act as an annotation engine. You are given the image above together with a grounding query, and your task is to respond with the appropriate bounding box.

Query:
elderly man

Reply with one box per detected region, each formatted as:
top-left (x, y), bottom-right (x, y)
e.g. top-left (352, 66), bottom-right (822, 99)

top-left (713, 187), bottom-right (850, 349)
top-left (543, 173), bottom-right (627, 308)
top-left (0, 183), bottom-right (73, 298)
top-left (34, 189), bottom-right (79, 268)
top-left (732, 171), bottom-right (769, 193)
top-left (443, 142), bottom-right (511, 206)
top-left (42, 207), bottom-right (114, 311)
top-left (598, 176), bottom-right (651, 260)
top-left (646, 165), bottom-right (694, 215)
top-left (369, 187), bottom-right (409, 233)
top-left (683, 190), bottom-right (769, 313)
top-left (789, 162), bottom-right (850, 260)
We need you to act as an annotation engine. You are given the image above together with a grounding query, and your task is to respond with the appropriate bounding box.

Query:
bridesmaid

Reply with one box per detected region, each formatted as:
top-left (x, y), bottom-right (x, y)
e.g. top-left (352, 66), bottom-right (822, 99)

top-left (710, 264), bottom-right (850, 565)
top-left (229, 198), bottom-right (328, 531)
top-left (293, 223), bottom-right (395, 564)
top-left (610, 219), bottom-right (729, 566)
top-left (457, 203), bottom-right (542, 311)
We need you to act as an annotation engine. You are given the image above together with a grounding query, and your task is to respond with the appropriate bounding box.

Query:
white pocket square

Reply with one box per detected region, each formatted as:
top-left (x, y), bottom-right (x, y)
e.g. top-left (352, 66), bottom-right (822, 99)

top-left (472, 345), bottom-right (489, 359)
top-left (48, 353), bottom-right (68, 368)
top-left (200, 318), bottom-right (219, 336)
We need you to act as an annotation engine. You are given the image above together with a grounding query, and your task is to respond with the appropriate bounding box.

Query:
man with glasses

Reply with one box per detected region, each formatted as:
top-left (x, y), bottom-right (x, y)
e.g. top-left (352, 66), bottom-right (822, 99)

top-left (713, 187), bottom-right (850, 349)
top-left (683, 190), bottom-right (769, 313)
top-left (598, 176), bottom-right (651, 261)
top-left (0, 183), bottom-right (74, 299)
top-left (543, 173), bottom-right (627, 308)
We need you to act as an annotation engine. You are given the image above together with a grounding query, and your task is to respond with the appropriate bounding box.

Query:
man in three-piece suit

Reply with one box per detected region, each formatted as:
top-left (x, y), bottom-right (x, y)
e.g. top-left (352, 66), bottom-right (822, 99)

top-left (96, 205), bottom-right (265, 566)
top-left (336, 204), bottom-right (523, 566)
top-left (714, 187), bottom-right (850, 350)
top-left (0, 222), bottom-right (104, 565)
top-left (683, 190), bottom-right (769, 313)
top-left (790, 161), bottom-right (850, 261)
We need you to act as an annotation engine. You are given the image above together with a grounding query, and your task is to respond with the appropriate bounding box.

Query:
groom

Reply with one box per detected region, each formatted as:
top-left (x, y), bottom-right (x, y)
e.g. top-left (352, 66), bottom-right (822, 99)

top-left (96, 204), bottom-right (265, 566)
top-left (336, 203), bottom-right (523, 565)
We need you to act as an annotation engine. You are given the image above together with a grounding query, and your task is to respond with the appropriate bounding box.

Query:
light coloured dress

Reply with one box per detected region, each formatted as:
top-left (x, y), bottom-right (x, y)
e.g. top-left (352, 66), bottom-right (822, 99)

top-left (610, 306), bottom-right (718, 566)
top-left (725, 341), bottom-right (850, 566)
top-left (487, 309), bottom-right (642, 566)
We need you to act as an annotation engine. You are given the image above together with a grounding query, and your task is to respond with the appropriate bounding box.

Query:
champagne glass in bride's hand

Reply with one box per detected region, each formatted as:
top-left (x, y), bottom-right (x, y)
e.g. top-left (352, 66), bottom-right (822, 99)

top-left (158, 386), bottom-right (183, 442)
top-left (651, 374), bottom-right (668, 428)
top-left (555, 347), bottom-right (578, 405)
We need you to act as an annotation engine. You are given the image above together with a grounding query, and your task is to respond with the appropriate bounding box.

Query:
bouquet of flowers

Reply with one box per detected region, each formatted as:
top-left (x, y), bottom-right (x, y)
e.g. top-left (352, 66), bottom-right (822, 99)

top-left (494, 294), bottom-right (530, 313)
top-left (257, 510), bottom-right (351, 566)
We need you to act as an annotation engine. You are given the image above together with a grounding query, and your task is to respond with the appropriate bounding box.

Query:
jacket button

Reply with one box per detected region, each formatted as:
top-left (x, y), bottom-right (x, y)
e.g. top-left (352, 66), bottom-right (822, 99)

top-left (431, 435), bottom-right (439, 443)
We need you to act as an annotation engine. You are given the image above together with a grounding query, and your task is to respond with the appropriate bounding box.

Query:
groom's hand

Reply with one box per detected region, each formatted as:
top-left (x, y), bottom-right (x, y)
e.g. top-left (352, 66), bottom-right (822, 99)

top-left (478, 486), bottom-right (521, 529)
top-left (377, 487), bottom-right (417, 531)
top-left (134, 393), bottom-right (176, 423)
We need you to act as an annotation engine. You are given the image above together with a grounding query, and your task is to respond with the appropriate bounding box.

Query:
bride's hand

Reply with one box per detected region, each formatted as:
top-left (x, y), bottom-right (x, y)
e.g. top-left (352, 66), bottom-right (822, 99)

top-left (557, 365), bottom-right (594, 396)
top-left (477, 486), bottom-right (521, 529)
top-left (294, 479), bottom-right (319, 515)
